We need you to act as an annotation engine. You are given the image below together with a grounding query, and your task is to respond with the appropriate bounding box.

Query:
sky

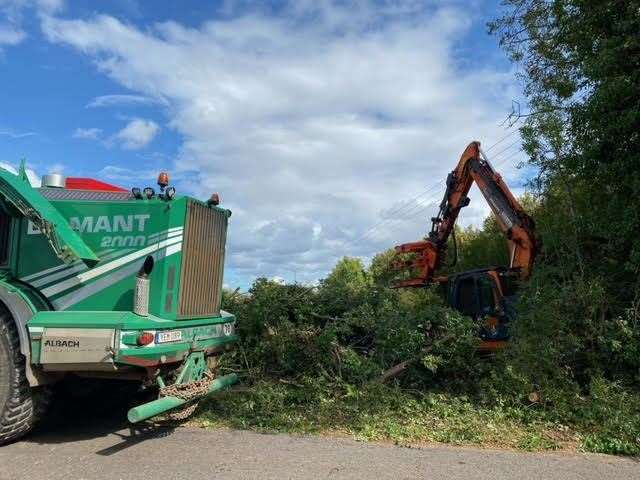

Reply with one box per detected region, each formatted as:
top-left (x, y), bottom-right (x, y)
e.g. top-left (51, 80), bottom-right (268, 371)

top-left (0, 0), bottom-right (528, 288)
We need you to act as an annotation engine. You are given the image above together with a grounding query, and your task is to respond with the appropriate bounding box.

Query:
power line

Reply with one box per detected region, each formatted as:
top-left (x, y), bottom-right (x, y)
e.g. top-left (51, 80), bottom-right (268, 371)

top-left (360, 144), bottom-right (523, 241)
top-left (350, 135), bottom-right (517, 244)
top-left (351, 145), bottom-right (525, 246)
top-left (486, 139), bottom-right (521, 162)
top-left (354, 183), bottom-right (443, 240)
top-left (484, 128), bottom-right (519, 153)
top-left (353, 181), bottom-right (445, 244)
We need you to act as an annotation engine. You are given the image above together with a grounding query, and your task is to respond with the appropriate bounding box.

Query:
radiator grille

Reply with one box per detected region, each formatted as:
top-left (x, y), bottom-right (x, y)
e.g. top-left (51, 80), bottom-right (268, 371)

top-left (178, 200), bottom-right (228, 318)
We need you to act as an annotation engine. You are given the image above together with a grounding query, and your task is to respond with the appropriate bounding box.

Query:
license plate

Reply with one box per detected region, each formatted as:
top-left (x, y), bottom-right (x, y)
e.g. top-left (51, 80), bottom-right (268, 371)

top-left (155, 330), bottom-right (183, 344)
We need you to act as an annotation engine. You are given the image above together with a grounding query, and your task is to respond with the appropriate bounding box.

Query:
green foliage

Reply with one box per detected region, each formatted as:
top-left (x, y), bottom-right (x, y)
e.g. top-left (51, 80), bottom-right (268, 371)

top-left (221, 258), bottom-right (478, 387)
top-left (487, 0), bottom-right (640, 395)
top-left (489, 0), bottom-right (640, 284)
top-left (481, 0), bottom-right (640, 454)
top-left (447, 220), bottom-right (508, 274)
top-left (317, 257), bottom-right (372, 316)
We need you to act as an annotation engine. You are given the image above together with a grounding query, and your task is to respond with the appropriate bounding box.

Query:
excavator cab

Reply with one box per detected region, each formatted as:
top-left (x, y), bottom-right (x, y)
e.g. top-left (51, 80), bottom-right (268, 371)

top-left (446, 266), bottom-right (521, 350)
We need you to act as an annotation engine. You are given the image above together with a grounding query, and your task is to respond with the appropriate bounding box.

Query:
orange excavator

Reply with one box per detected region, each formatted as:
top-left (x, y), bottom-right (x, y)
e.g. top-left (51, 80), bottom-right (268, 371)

top-left (394, 141), bottom-right (538, 350)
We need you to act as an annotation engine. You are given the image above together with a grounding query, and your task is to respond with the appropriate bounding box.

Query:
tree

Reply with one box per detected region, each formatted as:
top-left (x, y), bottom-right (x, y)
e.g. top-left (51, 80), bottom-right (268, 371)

top-left (489, 0), bottom-right (640, 388)
top-left (317, 257), bottom-right (372, 316)
top-left (489, 0), bottom-right (640, 286)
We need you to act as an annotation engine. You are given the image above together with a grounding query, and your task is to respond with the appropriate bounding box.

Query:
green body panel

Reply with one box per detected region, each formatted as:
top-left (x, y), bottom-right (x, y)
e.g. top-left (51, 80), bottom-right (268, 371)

top-left (27, 309), bottom-right (235, 330)
top-left (0, 166), bottom-right (98, 266)
top-left (0, 278), bottom-right (48, 313)
top-left (15, 196), bottom-right (189, 317)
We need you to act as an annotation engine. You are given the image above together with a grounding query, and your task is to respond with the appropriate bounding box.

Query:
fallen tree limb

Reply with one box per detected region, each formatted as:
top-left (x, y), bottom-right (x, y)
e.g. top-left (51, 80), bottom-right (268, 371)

top-left (310, 312), bottom-right (342, 323)
top-left (375, 334), bottom-right (455, 384)
top-left (279, 378), bottom-right (304, 388)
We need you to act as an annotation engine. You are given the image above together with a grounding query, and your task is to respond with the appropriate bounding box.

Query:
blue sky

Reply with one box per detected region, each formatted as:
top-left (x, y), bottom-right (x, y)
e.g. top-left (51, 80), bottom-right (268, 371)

top-left (0, 0), bottom-right (525, 288)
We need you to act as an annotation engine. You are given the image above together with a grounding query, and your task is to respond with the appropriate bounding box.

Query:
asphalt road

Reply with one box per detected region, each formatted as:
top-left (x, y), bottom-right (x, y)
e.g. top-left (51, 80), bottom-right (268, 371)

top-left (0, 384), bottom-right (637, 480)
top-left (2, 424), bottom-right (639, 479)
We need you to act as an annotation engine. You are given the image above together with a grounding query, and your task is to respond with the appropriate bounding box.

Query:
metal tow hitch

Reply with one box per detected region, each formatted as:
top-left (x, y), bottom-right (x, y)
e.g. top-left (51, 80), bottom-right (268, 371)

top-left (127, 351), bottom-right (238, 423)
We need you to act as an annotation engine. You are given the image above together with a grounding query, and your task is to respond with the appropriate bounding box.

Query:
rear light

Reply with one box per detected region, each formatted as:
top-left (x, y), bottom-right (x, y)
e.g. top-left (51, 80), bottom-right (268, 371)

top-left (137, 332), bottom-right (155, 346)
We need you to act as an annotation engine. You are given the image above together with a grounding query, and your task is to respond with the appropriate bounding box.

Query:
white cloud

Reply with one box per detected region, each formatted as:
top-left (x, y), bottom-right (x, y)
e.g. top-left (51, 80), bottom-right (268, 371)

top-left (113, 118), bottom-right (159, 149)
top-left (0, 127), bottom-right (35, 138)
top-left (97, 164), bottom-right (161, 183)
top-left (0, 24), bottom-right (25, 45)
top-left (86, 94), bottom-right (162, 108)
top-left (0, 0), bottom-right (64, 48)
top-left (72, 127), bottom-right (102, 140)
top-left (41, 1), bottom-right (526, 285)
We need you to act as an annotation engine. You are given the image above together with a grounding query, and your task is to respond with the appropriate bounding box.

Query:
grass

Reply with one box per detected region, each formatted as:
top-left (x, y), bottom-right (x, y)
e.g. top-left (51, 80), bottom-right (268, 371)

top-left (193, 379), bottom-right (583, 452)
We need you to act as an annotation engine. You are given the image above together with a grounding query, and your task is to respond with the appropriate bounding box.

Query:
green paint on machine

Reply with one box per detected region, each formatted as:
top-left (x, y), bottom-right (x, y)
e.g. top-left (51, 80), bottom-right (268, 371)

top-left (0, 165), bottom-right (237, 431)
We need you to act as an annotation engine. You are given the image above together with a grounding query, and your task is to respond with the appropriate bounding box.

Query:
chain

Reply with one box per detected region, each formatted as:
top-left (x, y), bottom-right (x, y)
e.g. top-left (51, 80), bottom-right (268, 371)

top-left (158, 370), bottom-right (214, 421)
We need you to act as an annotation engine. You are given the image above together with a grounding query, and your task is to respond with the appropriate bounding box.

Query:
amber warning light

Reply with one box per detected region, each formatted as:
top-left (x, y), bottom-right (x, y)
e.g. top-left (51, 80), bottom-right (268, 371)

top-left (157, 172), bottom-right (170, 190)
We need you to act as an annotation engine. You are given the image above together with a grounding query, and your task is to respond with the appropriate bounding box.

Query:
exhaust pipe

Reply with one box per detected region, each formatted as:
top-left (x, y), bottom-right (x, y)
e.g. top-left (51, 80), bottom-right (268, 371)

top-left (134, 256), bottom-right (154, 316)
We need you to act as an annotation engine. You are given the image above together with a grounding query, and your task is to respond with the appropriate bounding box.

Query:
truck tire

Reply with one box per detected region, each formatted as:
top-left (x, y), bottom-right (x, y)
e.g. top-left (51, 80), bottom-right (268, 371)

top-left (0, 307), bottom-right (50, 445)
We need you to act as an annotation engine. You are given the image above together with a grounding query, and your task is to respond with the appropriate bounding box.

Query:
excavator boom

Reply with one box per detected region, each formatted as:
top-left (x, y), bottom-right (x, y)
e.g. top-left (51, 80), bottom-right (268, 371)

top-left (394, 141), bottom-right (538, 288)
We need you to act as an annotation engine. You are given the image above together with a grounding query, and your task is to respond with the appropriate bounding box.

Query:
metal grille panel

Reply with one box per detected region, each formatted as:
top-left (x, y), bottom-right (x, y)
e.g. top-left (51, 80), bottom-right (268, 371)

top-left (178, 200), bottom-right (228, 318)
top-left (39, 188), bottom-right (133, 201)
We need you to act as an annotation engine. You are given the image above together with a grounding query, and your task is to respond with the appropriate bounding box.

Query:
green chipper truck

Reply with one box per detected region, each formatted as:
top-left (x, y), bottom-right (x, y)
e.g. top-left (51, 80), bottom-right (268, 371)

top-left (0, 164), bottom-right (238, 444)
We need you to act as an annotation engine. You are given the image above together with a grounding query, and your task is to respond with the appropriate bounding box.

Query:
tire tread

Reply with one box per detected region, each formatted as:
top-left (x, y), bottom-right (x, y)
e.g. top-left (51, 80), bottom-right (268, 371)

top-left (0, 308), bottom-right (50, 444)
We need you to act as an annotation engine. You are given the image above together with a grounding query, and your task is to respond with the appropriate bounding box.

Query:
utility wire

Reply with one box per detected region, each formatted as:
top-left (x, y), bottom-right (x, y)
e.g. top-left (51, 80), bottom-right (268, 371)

top-left (351, 144), bottom-right (525, 246)
top-left (378, 147), bottom-right (526, 232)
top-left (353, 181), bottom-right (445, 244)
top-left (484, 128), bottom-right (519, 153)
top-left (360, 144), bottom-right (522, 241)
top-left (348, 128), bottom-right (522, 247)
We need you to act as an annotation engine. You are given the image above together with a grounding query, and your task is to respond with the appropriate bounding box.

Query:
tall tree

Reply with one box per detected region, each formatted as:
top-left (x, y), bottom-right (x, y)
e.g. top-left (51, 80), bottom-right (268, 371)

top-left (490, 0), bottom-right (640, 295)
top-left (489, 0), bottom-right (640, 387)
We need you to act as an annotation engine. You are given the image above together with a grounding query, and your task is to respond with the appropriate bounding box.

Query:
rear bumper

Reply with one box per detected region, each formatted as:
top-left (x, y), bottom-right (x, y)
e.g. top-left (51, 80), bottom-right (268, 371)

top-left (27, 310), bottom-right (237, 368)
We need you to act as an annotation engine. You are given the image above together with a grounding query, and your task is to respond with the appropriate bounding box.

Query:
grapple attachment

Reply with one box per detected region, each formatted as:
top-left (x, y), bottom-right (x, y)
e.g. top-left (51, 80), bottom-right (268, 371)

top-left (391, 239), bottom-right (445, 288)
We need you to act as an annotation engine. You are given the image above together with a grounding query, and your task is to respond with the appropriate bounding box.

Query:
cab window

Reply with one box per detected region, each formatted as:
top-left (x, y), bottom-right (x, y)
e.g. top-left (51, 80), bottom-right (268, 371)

top-left (501, 274), bottom-right (520, 297)
top-left (477, 276), bottom-right (496, 315)
top-left (455, 277), bottom-right (477, 317)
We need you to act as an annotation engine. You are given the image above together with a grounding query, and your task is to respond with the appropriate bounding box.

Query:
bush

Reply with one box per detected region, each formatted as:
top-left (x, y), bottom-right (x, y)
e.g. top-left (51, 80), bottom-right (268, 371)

top-left (220, 256), bottom-right (480, 388)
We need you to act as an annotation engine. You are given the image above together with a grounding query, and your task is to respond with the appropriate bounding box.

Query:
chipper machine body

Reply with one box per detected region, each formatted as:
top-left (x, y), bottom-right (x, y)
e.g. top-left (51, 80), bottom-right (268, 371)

top-left (0, 165), bottom-right (237, 443)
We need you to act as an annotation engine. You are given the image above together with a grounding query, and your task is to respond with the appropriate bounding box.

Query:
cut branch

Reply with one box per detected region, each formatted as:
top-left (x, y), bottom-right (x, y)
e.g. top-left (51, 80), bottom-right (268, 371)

top-left (375, 334), bottom-right (455, 384)
top-left (310, 312), bottom-right (342, 323)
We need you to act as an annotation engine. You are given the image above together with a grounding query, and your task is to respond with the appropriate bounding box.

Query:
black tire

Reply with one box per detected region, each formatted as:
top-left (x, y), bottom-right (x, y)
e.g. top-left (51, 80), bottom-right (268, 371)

top-left (0, 306), bottom-right (50, 445)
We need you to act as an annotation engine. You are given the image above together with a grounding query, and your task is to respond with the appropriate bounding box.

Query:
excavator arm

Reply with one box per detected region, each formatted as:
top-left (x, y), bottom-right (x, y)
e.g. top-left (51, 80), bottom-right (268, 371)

top-left (394, 141), bottom-right (537, 287)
